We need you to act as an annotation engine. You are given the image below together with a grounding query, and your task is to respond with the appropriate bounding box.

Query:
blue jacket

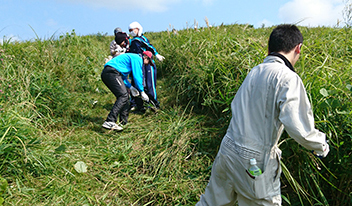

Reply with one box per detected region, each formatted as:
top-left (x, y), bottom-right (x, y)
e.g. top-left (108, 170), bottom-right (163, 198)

top-left (128, 35), bottom-right (159, 55)
top-left (104, 53), bottom-right (144, 92)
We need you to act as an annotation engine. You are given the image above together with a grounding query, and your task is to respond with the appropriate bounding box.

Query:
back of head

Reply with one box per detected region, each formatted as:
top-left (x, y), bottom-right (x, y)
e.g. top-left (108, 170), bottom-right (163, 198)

top-left (114, 27), bottom-right (122, 36)
top-left (128, 21), bottom-right (143, 36)
top-left (115, 32), bottom-right (129, 45)
top-left (142, 51), bottom-right (154, 66)
top-left (268, 24), bottom-right (303, 53)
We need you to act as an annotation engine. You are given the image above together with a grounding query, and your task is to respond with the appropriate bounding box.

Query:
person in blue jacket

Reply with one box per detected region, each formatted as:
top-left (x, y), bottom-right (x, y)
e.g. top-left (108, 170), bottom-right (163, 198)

top-left (101, 48), bottom-right (151, 131)
top-left (127, 21), bottom-right (165, 112)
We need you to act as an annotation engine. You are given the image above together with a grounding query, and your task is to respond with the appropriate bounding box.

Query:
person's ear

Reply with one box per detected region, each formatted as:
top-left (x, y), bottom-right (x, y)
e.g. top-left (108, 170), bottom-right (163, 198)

top-left (295, 43), bottom-right (302, 54)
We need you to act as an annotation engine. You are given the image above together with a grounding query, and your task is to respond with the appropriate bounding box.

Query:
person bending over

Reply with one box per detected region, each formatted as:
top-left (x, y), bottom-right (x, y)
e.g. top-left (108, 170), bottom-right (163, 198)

top-left (101, 48), bottom-right (152, 131)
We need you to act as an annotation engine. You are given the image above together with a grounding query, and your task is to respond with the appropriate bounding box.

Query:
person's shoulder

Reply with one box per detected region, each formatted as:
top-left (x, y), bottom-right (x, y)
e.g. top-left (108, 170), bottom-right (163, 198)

top-left (126, 53), bottom-right (141, 58)
top-left (133, 36), bottom-right (148, 42)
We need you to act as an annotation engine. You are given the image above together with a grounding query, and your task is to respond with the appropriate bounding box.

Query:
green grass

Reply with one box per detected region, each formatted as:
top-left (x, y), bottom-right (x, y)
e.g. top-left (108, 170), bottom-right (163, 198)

top-left (1, 25), bottom-right (351, 205)
top-left (4, 106), bottom-right (217, 205)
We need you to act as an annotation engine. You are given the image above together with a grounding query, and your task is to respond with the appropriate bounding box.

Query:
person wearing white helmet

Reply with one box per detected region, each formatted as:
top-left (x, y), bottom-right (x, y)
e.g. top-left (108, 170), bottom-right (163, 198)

top-left (127, 21), bottom-right (164, 112)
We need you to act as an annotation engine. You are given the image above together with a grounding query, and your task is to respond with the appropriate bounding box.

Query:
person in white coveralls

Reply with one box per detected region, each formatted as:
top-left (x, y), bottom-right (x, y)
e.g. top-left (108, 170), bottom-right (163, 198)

top-left (196, 24), bottom-right (330, 206)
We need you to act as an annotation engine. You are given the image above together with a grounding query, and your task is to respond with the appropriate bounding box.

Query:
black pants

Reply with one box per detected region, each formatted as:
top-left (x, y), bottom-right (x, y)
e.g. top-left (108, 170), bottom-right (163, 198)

top-left (101, 66), bottom-right (129, 124)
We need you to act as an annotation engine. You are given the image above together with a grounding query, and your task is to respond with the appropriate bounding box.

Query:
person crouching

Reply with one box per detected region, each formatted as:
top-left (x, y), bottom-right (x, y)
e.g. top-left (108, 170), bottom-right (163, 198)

top-left (101, 40), bottom-right (150, 131)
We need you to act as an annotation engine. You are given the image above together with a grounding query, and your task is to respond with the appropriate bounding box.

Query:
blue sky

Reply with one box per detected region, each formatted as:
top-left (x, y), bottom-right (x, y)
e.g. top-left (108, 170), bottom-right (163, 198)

top-left (0, 0), bottom-right (347, 42)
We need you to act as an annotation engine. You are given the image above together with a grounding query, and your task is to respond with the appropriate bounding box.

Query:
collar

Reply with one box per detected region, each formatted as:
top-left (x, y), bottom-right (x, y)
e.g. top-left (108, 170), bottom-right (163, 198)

top-left (268, 52), bottom-right (295, 73)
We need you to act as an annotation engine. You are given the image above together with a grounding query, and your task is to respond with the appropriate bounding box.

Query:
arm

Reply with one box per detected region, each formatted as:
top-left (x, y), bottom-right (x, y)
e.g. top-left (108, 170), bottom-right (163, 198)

top-left (109, 40), bottom-right (117, 56)
top-left (123, 77), bottom-right (131, 89)
top-left (130, 57), bottom-right (144, 92)
top-left (131, 36), bottom-right (159, 55)
top-left (110, 41), bottom-right (126, 57)
top-left (278, 76), bottom-right (328, 155)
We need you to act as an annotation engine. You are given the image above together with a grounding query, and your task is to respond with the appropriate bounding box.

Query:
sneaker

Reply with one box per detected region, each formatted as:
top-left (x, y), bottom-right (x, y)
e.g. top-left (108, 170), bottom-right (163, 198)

top-left (102, 121), bottom-right (123, 131)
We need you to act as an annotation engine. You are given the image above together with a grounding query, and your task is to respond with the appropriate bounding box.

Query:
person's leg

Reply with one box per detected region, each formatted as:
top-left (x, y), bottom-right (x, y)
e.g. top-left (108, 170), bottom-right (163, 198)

top-left (144, 63), bottom-right (160, 108)
top-left (107, 92), bottom-right (128, 123)
top-left (237, 193), bottom-right (281, 206)
top-left (101, 66), bottom-right (128, 122)
top-left (196, 148), bottom-right (238, 206)
top-left (129, 77), bottom-right (138, 110)
top-left (119, 99), bottom-right (129, 125)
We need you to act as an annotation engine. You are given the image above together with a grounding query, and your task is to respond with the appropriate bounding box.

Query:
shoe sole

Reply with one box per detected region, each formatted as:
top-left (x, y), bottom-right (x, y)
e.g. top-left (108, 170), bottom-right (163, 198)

top-left (102, 125), bottom-right (123, 131)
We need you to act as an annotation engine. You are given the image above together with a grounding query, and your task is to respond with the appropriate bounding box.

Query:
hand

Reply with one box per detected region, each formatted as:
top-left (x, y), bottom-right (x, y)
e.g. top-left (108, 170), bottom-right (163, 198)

top-left (156, 54), bottom-right (165, 62)
top-left (312, 143), bottom-right (330, 158)
top-left (115, 48), bottom-right (126, 53)
top-left (141, 91), bottom-right (149, 102)
top-left (130, 86), bottom-right (139, 97)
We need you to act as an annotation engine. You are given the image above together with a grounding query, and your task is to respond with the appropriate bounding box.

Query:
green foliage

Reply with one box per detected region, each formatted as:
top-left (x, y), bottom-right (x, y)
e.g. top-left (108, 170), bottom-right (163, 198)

top-left (0, 25), bottom-right (351, 205)
top-left (155, 24), bottom-right (269, 119)
top-left (0, 177), bottom-right (7, 205)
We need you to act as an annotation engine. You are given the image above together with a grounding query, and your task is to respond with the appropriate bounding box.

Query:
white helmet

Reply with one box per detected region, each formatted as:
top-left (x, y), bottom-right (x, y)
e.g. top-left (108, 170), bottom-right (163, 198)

top-left (128, 21), bottom-right (143, 37)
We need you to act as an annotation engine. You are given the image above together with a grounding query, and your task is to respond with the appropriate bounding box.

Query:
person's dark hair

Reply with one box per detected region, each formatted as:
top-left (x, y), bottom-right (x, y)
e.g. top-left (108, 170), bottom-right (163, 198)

top-left (268, 24), bottom-right (303, 53)
top-left (115, 32), bottom-right (128, 45)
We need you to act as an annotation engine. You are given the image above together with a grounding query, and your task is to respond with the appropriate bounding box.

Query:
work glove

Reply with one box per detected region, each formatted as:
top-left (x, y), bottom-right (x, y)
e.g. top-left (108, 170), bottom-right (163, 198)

top-left (156, 54), bottom-right (165, 62)
top-left (130, 86), bottom-right (139, 97)
top-left (312, 142), bottom-right (330, 158)
top-left (115, 48), bottom-right (126, 53)
top-left (141, 91), bottom-right (149, 102)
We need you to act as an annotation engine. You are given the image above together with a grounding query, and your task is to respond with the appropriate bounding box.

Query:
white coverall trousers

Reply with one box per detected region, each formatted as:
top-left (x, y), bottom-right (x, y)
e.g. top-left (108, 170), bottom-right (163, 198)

top-left (196, 135), bottom-right (282, 206)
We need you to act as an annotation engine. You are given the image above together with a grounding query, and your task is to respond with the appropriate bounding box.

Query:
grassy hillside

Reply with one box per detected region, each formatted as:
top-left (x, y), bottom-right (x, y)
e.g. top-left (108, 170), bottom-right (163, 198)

top-left (0, 25), bottom-right (351, 205)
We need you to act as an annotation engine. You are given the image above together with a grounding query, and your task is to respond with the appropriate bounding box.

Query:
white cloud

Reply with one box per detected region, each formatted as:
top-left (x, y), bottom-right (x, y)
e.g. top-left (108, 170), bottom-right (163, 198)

top-left (279, 0), bottom-right (345, 27)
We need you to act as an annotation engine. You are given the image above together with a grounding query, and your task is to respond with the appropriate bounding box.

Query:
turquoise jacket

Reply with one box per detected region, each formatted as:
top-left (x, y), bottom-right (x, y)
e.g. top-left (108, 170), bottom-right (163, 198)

top-left (104, 53), bottom-right (144, 92)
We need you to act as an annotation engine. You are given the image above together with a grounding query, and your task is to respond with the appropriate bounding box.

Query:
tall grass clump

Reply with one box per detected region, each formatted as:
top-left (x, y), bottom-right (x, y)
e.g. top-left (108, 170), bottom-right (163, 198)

top-left (157, 24), bottom-right (270, 118)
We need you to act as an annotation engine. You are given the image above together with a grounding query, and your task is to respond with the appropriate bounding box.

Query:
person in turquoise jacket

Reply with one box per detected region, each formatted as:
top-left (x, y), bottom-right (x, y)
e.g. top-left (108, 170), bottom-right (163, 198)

top-left (101, 50), bottom-right (151, 131)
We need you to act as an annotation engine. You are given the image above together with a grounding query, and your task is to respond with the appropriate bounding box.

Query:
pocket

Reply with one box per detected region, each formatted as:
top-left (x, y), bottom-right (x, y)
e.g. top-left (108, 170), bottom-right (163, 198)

top-left (244, 154), bottom-right (280, 199)
top-left (245, 167), bottom-right (274, 199)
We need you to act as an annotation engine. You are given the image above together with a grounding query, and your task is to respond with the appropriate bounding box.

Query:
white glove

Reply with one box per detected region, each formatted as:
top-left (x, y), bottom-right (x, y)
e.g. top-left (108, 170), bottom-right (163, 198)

top-left (156, 54), bottom-right (165, 62)
top-left (313, 143), bottom-right (330, 158)
top-left (130, 86), bottom-right (139, 97)
top-left (141, 91), bottom-right (149, 102)
top-left (115, 48), bottom-right (126, 53)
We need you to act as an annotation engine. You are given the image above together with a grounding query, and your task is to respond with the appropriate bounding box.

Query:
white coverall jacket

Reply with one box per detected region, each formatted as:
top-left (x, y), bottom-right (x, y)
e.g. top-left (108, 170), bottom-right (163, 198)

top-left (197, 55), bottom-right (328, 206)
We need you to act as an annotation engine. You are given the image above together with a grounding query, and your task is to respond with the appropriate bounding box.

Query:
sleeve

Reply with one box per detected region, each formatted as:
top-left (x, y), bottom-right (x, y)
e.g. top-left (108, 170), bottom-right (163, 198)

top-left (123, 77), bottom-right (131, 89)
top-left (278, 75), bottom-right (327, 154)
top-left (130, 57), bottom-right (144, 92)
top-left (130, 37), bottom-right (158, 55)
top-left (110, 40), bottom-right (116, 56)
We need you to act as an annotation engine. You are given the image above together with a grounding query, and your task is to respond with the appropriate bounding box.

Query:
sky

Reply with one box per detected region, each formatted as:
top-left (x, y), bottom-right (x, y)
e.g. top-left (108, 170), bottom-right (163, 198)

top-left (0, 0), bottom-right (348, 42)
